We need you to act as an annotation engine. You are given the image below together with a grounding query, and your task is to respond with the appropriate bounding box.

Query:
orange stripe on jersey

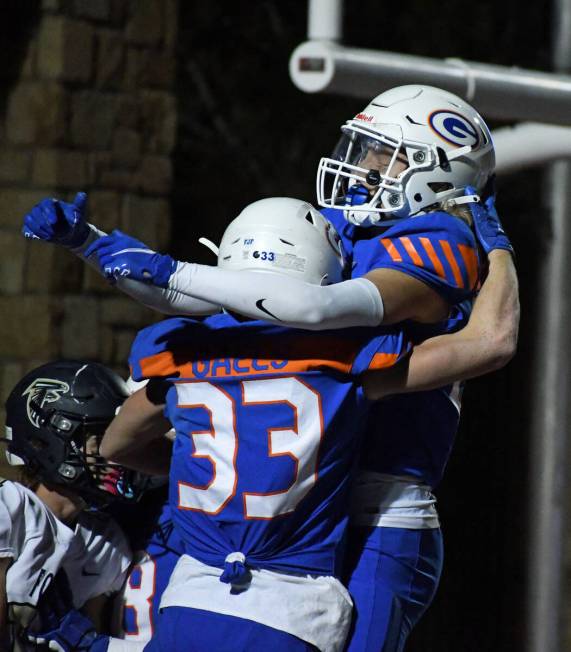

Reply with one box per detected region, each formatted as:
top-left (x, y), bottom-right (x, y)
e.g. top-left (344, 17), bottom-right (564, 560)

top-left (139, 351), bottom-right (358, 379)
top-left (380, 238), bottom-right (402, 262)
top-left (418, 237), bottom-right (445, 279)
top-left (368, 352), bottom-right (402, 370)
top-left (439, 240), bottom-right (464, 288)
top-left (137, 329), bottom-right (391, 380)
top-left (399, 237), bottom-right (424, 266)
top-left (140, 350), bottom-right (178, 378)
top-left (457, 244), bottom-right (478, 289)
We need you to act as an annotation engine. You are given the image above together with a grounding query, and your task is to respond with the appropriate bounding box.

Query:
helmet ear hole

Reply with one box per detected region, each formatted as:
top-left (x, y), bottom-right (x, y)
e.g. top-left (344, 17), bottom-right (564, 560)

top-left (304, 211), bottom-right (315, 224)
top-left (436, 147), bottom-right (451, 171)
top-left (428, 182), bottom-right (454, 193)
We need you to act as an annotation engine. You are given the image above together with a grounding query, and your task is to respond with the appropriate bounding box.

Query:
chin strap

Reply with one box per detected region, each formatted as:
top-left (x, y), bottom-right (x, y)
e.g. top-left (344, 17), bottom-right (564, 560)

top-left (445, 193), bottom-right (480, 207)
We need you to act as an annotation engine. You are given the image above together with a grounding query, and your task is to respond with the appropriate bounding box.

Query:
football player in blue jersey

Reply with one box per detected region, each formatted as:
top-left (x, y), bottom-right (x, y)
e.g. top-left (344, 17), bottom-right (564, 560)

top-left (97, 198), bottom-right (413, 652)
top-left (94, 195), bottom-right (515, 652)
top-left (21, 84), bottom-right (519, 651)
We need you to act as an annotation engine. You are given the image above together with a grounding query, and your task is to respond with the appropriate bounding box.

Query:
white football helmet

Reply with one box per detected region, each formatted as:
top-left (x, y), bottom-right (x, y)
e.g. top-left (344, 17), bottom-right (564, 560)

top-left (217, 197), bottom-right (345, 285)
top-left (316, 85), bottom-right (495, 226)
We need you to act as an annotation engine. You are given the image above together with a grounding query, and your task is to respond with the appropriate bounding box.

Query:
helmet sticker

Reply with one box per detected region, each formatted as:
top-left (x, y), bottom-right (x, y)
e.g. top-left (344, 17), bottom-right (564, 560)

top-left (22, 378), bottom-right (70, 428)
top-left (354, 113), bottom-right (374, 122)
top-left (428, 110), bottom-right (480, 148)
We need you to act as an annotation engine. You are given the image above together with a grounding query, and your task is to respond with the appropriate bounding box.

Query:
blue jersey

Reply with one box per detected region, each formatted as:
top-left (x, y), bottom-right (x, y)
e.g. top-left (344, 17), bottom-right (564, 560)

top-left (114, 488), bottom-right (183, 642)
top-left (322, 208), bottom-right (478, 487)
top-left (130, 313), bottom-right (409, 579)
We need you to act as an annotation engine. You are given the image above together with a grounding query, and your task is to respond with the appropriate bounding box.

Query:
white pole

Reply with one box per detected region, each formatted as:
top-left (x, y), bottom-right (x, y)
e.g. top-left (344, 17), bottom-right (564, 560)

top-left (527, 0), bottom-right (571, 650)
top-left (493, 123), bottom-right (571, 173)
top-left (308, 0), bottom-right (343, 42)
top-left (290, 41), bottom-right (571, 125)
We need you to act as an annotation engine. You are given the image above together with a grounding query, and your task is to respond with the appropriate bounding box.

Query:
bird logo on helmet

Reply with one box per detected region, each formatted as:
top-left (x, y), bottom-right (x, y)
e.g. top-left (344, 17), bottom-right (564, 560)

top-left (23, 378), bottom-right (70, 429)
top-left (4, 360), bottom-right (149, 507)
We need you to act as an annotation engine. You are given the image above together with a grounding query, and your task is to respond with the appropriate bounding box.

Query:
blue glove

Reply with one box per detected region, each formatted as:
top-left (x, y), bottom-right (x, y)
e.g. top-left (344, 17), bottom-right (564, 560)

top-left (27, 609), bottom-right (109, 652)
top-left (22, 192), bottom-right (90, 248)
top-left (84, 229), bottom-right (177, 287)
top-left (465, 186), bottom-right (514, 256)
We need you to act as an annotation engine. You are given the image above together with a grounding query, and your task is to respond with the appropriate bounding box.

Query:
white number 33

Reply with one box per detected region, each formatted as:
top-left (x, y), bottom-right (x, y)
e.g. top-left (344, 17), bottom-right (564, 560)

top-left (175, 377), bottom-right (323, 519)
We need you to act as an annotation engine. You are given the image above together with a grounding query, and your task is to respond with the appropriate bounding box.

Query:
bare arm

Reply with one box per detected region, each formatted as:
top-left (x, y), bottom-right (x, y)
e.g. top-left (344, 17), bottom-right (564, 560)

top-left (101, 384), bottom-right (172, 475)
top-left (363, 250), bottom-right (519, 399)
top-left (364, 267), bottom-right (449, 323)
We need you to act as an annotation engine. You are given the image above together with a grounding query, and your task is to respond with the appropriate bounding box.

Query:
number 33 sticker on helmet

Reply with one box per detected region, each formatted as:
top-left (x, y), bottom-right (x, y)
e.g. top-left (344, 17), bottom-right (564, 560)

top-left (429, 110), bottom-right (480, 148)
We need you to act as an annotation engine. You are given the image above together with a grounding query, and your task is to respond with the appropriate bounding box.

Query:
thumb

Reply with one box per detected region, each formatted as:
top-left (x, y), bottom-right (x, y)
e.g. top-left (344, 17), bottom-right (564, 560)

top-left (73, 191), bottom-right (87, 213)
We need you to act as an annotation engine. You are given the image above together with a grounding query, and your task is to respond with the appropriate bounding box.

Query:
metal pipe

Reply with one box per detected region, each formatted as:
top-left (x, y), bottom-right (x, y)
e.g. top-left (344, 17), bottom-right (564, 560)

top-left (527, 0), bottom-right (571, 649)
top-left (493, 123), bottom-right (571, 173)
top-left (290, 41), bottom-right (571, 125)
top-left (307, 0), bottom-right (343, 42)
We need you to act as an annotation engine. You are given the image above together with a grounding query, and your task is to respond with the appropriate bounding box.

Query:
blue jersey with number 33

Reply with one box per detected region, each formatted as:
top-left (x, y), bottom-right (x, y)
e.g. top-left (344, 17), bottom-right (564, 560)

top-left (130, 313), bottom-right (409, 578)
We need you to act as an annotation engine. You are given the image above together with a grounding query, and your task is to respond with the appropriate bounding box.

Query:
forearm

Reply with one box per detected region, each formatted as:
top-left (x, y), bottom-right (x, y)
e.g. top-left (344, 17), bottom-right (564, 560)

top-left (116, 279), bottom-right (221, 316)
top-left (168, 262), bottom-right (384, 329)
top-left (111, 436), bottom-right (172, 476)
top-left (450, 249), bottom-right (519, 370)
top-left (363, 251), bottom-right (519, 398)
top-left (73, 227), bottom-right (219, 316)
top-left (398, 250), bottom-right (519, 390)
top-left (101, 388), bottom-right (171, 473)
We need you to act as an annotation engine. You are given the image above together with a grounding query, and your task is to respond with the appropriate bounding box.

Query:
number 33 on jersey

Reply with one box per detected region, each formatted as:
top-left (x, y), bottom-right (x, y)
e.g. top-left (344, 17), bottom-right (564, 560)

top-left (129, 313), bottom-right (410, 578)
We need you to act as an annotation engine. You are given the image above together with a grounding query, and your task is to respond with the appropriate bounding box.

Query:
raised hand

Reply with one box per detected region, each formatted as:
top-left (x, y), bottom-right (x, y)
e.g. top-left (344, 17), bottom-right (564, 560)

top-left (22, 192), bottom-right (90, 248)
top-left (465, 186), bottom-right (514, 256)
top-left (84, 229), bottom-right (176, 287)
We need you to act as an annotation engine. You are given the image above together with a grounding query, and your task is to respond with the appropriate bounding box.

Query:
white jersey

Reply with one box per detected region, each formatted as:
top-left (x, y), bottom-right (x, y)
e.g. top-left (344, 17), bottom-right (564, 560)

top-left (63, 510), bottom-right (132, 608)
top-left (0, 481), bottom-right (131, 644)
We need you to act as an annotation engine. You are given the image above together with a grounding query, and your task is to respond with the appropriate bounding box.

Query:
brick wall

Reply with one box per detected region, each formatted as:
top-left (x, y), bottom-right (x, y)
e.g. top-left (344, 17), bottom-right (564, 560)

top-left (0, 0), bottom-right (178, 442)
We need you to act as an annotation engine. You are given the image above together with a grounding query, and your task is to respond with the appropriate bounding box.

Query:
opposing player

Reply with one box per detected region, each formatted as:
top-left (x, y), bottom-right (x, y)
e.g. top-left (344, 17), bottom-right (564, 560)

top-left (0, 360), bottom-right (136, 651)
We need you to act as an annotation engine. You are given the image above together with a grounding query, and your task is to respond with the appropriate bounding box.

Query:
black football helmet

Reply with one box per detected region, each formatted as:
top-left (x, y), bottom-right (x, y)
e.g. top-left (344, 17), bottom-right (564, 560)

top-left (4, 360), bottom-right (147, 506)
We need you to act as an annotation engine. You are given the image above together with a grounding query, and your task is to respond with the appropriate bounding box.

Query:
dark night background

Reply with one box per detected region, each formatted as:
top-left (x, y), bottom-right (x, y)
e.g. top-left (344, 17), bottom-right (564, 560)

top-left (0, 0), bottom-right (553, 649)
top-left (172, 2), bottom-right (548, 650)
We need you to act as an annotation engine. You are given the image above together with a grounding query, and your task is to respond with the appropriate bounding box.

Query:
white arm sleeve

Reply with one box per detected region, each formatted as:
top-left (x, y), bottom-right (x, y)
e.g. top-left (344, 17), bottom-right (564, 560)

top-left (168, 262), bottom-right (384, 329)
top-left (70, 225), bottom-right (220, 316)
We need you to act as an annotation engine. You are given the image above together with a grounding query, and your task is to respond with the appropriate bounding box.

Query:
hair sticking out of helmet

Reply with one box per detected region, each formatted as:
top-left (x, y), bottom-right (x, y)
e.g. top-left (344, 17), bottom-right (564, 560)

top-left (4, 360), bottom-right (148, 507)
top-left (316, 84), bottom-right (495, 227)
top-left (216, 197), bottom-right (346, 285)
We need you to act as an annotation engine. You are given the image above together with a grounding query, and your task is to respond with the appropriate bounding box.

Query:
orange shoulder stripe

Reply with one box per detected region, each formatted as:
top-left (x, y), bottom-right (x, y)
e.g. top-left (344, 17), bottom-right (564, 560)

top-left (399, 237), bottom-right (424, 266)
top-left (457, 244), bottom-right (478, 289)
top-left (418, 237), bottom-right (445, 279)
top-left (368, 352), bottom-right (402, 370)
top-left (439, 240), bottom-right (464, 288)
top-left (380, 238), bottom-right (402, 262)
